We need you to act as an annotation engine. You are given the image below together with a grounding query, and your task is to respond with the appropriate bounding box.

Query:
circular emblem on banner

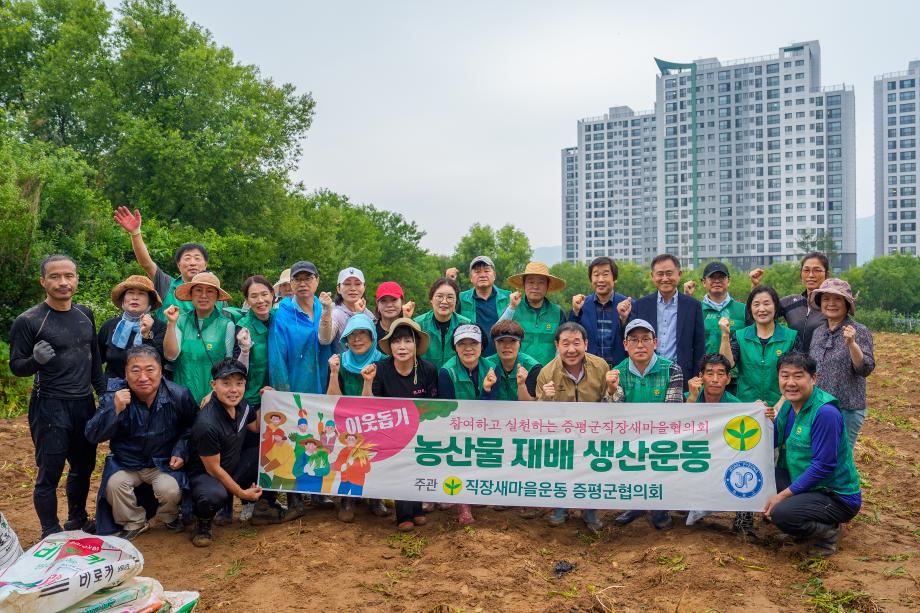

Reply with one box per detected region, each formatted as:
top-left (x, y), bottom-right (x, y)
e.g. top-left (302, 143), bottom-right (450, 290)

top-left (723, 415), bottom-right (762, 451)
top-left (442, 476), bottom-right (463, 496)
top-left (724, 461), bottom-right (764, 499)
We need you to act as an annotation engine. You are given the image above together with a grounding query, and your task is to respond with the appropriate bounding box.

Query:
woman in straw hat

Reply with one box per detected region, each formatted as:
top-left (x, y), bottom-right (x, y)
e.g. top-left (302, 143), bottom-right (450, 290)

top-left (98, 275), bottom-right (166, 383)
top-left (163, 272), bottom-right (236, 404)
top-left (500, 262), bottom-right (567, 366)
top-left (368, 317), bottom-right (438, 531)
top-left (809, 278), bottom-right (875, 448)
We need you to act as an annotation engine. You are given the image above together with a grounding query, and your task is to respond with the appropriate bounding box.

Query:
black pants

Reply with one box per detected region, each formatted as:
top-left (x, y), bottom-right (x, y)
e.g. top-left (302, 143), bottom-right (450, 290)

top-left (28, 395), bottom-right (97, 535)
top-left (395, 500), bottom-right (422, 524)
top-left (771, 469), bottom-right (859, 538)
top-left (189, 446), bottom-right (259, 520)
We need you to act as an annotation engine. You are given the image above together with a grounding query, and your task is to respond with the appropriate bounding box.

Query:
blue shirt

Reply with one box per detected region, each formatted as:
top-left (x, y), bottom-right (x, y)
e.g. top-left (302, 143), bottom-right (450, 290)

top-left (268, 296), bottom-right (333, 394)
top-left (474, 289), bottom-right (499, 356)
top-left (656, 291), bottom-right (678, 361)
top-left (776, 403), bottom-right (862, 510)
top-left (594, 298), bottom-right (616, 365)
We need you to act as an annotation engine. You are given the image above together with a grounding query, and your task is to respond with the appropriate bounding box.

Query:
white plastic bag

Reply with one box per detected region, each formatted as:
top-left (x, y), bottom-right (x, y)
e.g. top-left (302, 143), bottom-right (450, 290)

top-left (61, 576), bottom-right (200, 613)
top-left (0, 512), bottom-right (23, 572)
top-left (0, 530), bottom-right (143, 613)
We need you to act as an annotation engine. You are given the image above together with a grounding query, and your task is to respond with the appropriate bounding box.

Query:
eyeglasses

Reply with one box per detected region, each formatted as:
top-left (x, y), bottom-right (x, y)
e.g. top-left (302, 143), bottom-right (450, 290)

top-left (291, 275), bottom-right (316, 285)
top-left (625, 337), bottom-right (654, 345)
top-left (653, 271), bottom-right (677, 279)
top-left (801, 267), bottom-right (826, 275)
top-left (432, 294), bottom-right (456, 303)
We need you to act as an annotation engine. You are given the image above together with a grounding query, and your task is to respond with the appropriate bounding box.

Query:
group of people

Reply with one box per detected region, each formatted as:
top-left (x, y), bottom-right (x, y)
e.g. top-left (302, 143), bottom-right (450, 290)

top-left (6, 205), bottom-right (874, 557)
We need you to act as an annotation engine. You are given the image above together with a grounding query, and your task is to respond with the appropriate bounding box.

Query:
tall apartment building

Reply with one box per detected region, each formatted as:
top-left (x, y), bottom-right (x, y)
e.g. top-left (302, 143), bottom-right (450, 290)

top-left (560, 147), bottom-right (580, 261)
top-left (562, 41), bottom-right (857, 270)
top-left (874, 61), bottom-right (920, 256)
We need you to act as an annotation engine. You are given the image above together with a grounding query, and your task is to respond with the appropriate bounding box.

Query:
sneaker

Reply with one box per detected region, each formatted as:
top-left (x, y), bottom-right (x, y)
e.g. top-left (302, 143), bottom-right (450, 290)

top-left (547, 508), bottom-right (567, 527)
top-left (519, 507), bottom-right (543, 519)
top-left (239, 502), bottom-right (255, 522)
top-left (164, 519), bottom-right (185, 533)
top-left (370, 499), bottom-right (390, 517)
top-left (413, 515), bottom-right (428, 526)
top-left (63, 516), bottom-right (90, 531)
top-left (191, 518), bottom-right (213, 548)
top-left (582, 510), bottom-right (603, 534)
top-left (40, 524), bottom-right (64, 539)
top-left (118, 522), bottom-right (150, 541)
top-left (808, 524), bottom-right (840, 557)
top-left (649, 511), bottom-right (673, 530)
top-left (397, 521), bottom-right (415, 532)
top-left (457, 504), bottom-right (474, 526)
top-left (250, 499), bottom-right (299, 525)
top-left (614, 510), bottom-right (646, 526)
top-left (338, 498), bottom-right (355, 523)
top-left (686, 510), bottom-right (711, 526)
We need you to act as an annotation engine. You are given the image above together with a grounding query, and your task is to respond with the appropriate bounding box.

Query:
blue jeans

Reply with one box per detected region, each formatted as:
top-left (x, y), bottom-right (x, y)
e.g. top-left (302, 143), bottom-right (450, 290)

top-left (841, 408), bottom-right (866, 450)
top-left (337, 481), bottom-right (363, 496)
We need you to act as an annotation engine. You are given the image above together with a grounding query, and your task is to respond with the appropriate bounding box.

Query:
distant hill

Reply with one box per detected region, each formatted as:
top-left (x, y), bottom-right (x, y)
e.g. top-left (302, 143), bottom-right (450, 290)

top-left (857, 215), bottom-right (874, 265)
top-left (533, 245), bottom-right (561, 266)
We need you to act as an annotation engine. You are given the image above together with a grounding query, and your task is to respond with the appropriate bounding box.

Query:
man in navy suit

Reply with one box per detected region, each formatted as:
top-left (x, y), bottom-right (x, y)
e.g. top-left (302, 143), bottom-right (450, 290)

top-left (623, 254), bottom-right (704, 391)
top-left (568, 256), bottom-right (632, 368)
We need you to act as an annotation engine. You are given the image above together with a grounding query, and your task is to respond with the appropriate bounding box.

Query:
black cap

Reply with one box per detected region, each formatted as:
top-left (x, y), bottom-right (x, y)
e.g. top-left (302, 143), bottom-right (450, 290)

top-left (212, 359), bottom-right (248, 380)
top-left (703, 262), bottom-right (730, 278)
top-left (290, 261), bottom-right (318, 278)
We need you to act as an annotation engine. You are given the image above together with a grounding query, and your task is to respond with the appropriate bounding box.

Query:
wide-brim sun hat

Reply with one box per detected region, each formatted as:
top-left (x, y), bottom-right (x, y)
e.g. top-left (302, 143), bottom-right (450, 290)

top-left (274, 268), bottom-right (291, 290)
top-left (812, 278), bottom-right (856, 316)
top-left (174, 271), bottom-right (232, 302)
top-left (378, 317), bottom-right (430, 356)
top-left (111, 275), bottom-right (163, 310)
top-left (506, 262), bottom-right (566, 293)
top-left (263, 411), bottom-right (287, 425)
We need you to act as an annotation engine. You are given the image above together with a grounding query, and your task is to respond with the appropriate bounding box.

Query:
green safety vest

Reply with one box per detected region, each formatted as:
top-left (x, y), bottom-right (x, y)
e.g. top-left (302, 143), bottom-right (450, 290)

top-left (775, 386), bottom-right (860, 497)
top-left (685, 388), bottom-right (742, 402)
top-left (734, 324), bottom-right (798, 405)
top-left (155, 277), bottom-right (193, 323)
top-left (458, 286), bottom-right (511, 325)
top-left (441, 355), bottom-right (489, 400)
top-left (702, 297), bottom-right (746, 355)
top-left (482, 352), bottom-right (540, 401)
top-left (512, 300), bottom-right (563, 366)
top-left (237, 310), bottom-right (271, 407)
top-left (338, 368), bottom-right (365, 396)
top-left (173, 309), bottom-right (235, 404)
top-left (414, 311), bottom-right (471, 370)
top-left (614, 356), bottom-right (674, 403)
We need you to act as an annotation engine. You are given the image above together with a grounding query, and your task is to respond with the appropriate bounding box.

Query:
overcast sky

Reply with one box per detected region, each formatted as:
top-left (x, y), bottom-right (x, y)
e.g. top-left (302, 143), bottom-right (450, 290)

top-left (138, 1), bottom-right (919, 253)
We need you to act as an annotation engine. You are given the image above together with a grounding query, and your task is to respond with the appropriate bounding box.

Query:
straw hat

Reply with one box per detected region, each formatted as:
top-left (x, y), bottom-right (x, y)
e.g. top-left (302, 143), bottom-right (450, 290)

top-left (263, 411), bottom-right (287, 426)
top-left (812, 278), bottom-right (856, 316)
top-left (378, 317), bottom-right (430, 356)
top-left (174, 271), bottom-right (232, 302)
top-left (274, 268), bottom-right (291, 291)
top-left (111, 275), bottom-right (162, 310)
top-left (506, 262), bottom-right (566, 293)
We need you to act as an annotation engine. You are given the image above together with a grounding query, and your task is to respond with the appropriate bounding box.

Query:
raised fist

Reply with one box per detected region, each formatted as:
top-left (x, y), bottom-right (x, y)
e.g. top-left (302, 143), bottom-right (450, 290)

top-left (140, 314), bottom-right (154, 338)
top-left (318, 292), bottom-right (333, 308)
top-left (509, 291), bottom-right (522, 309)
top-left (483, 367), bottom-right (497, 393)
top-left (683, 280), bottom-right (697, 296)
top-left (402, 301), bottom-right (416, 318)
top-left (113, 389), bottom-right (132, 414)
top-left (541, 381), bottom-right (556, 400)
top-left (687, 376), bottom-right (703, 400)
top-left (328, 354), bottom-right (341, 373)
top-left (616, 298), bottom-right (632, 322)
top-left (361, 363), bottom-right (377, 382)
top-left (571, 294), bottom-right (586, 315)
top-left (605, 369), bottom-right (620, 393)
top-left (236, 327), bottom-right (252, 352)
top-left (164, 305), bottom-right (181, 324)
top-left (445, 267), bottom-right (459, 281)
top-left (718, 316), bottom-right (732, 336)
top-left (749, 268), bottom-right (765, 287)
top-left (32, 340), bottom-right (55, 365)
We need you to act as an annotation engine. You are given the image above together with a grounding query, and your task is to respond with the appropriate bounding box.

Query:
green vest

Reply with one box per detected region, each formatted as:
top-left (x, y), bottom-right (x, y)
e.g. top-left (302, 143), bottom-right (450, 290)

top-left (155, 276), bottom-right (192, 322)
top-left (482, 351), bottom-right (540, 401)
top-left (701, 297), bottom-right (746, 355)
top-left (458, 286), bottom-right (511, 325)
top-left (734, 324), bottom-right (798, 405)
top-left (685, 388), bottom-right (742, 402)
top-left (338, 369), bottom-right (365, 396)
top-left (237, 310), bottom-right (271, 407)
top-left (414, 311), bottom-right (471, 370)
top-left (441, 355), bottom-right (489, 400)
top-left (775, 386), bottom-right (860, 497)
top-left (614, 356), bottom-right (674, 403)
top-left (173, 309), bottom-right (235, 404)
top-left (512, 300), bottom-right (563, 366)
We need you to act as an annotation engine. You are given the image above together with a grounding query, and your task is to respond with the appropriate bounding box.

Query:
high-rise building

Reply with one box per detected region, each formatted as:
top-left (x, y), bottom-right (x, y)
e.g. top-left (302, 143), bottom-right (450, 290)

top-left (560, 147), bottom-right (580, 261)
top-left (874, 61), bottom-right (920, 256)
top-left (562, 41), bottom-right (857, 270)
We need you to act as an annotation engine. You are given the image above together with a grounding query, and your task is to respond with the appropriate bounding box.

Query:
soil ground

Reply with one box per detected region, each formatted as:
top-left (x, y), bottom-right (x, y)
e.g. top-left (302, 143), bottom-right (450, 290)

top-left (2, 333), bottom-right (920, 612)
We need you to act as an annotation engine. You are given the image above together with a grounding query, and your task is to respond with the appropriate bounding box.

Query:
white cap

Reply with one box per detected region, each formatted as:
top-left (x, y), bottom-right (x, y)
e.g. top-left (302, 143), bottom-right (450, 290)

top-left (453, 324), bottom-right (482, 345)
top-left (337, 267), bottom-right (365, 285)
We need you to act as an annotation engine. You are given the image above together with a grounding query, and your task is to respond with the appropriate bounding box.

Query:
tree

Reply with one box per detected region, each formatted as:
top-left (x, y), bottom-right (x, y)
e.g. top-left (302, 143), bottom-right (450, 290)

top-left (796, 230), bottom-right (838, 263)
top-left (451, 223), bottom-right (532, 288)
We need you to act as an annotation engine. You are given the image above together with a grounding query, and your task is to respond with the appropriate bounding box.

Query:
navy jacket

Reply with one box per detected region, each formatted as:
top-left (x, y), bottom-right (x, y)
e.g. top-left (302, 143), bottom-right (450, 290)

top-left (85, 378), bottom-right (198, 471)
top-left (568, 292), bottom-right (629, 367)
top-left (628, 292), bottom-right (705, 389)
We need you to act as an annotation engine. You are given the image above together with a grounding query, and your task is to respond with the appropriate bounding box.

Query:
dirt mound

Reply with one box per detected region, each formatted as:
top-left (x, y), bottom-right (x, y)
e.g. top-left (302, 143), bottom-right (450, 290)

top-left (2, 333), bottom-right (919, 611)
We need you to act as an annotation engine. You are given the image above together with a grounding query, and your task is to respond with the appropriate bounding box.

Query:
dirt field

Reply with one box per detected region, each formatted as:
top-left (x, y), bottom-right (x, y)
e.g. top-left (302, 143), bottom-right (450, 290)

top-left (2, 332), bottom-right (919, 612)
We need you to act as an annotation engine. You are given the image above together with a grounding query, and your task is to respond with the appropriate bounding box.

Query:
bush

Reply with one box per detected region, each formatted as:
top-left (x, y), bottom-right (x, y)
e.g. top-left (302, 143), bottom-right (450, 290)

top-left (854, 309), bottom-right (920, 334)
top-left (0, 341), bottom-right (32, 419)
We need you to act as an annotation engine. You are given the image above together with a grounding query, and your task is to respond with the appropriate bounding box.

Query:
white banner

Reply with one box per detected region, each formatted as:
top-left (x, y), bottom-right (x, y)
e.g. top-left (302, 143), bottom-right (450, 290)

top-left (257, 391), bottom-right (776, 511)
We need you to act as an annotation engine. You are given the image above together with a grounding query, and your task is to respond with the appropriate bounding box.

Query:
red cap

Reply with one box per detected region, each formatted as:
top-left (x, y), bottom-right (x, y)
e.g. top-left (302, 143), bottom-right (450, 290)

top-left (375, 281), bottom-right (404, 301)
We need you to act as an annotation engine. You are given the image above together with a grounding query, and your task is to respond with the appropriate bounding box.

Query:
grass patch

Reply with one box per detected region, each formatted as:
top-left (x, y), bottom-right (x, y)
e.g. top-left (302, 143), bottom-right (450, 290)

top-left (656, 554), bottom-right (688, 572)
top-left (224, 559), bottom-right (244, 578)
top-left (546, 583), bottom-right (579, 598)
top-left (796, 557), bottom-right (831, 574)
top-left (387, 533), bottom-right (428, 559)
top-left (795, 577), bottom-right (879, 612)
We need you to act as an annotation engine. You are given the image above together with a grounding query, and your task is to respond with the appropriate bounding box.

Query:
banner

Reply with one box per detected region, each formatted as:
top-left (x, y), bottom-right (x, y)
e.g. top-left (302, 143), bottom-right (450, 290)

top-left (257, 392), bottom-right (776, 511)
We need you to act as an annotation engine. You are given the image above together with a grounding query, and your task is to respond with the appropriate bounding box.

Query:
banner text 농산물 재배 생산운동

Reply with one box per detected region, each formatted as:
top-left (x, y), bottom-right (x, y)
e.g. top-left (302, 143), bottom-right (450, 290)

top-left (256, 391), bottom-right (776, 511)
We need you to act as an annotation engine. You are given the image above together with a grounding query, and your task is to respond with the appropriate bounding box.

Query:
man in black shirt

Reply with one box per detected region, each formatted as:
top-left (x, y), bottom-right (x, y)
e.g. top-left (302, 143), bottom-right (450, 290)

top-left (9, 255), bottom-right (106, 537)
top-left (186, 358), bottom-right (262, 547)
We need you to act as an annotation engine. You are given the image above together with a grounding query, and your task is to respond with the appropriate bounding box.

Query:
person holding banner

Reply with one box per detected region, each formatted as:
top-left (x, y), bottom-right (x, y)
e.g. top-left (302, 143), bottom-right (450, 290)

top-left (371, 318), bottom-right (438, 531)
top-left (537, 322), bottom-right (617, 532)
top-left (765, 353), bottom-right (861, 557)
top-left (610, 318), bottom-right (684, 530)
top-left (186, 358), bottom-right (262, 547)
top-left (503, 262), bottom-right (567, 366)
top-left (719, 286), bottom-right (799, 407)
top-left (327, 314), bottom-right (385, 397)
top-left (414, 277), bottom-right (470, 369)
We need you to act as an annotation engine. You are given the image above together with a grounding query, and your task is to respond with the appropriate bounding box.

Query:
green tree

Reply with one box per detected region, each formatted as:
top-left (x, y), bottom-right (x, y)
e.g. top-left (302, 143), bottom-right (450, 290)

top-left (450, 223), bottom-right (532, 288)
top-left (841, 255), bottom-right (920, 314)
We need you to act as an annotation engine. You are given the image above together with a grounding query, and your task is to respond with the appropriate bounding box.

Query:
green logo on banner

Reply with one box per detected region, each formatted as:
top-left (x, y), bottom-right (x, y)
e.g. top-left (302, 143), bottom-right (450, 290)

top-left (724, 416), bottom-right (761, 451)
top-left (442, 476), bottom-right (463, 496)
